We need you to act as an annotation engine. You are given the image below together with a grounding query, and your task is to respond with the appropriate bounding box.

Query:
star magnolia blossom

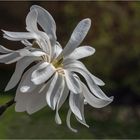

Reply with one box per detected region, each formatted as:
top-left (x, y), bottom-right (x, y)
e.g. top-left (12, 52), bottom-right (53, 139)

top-left (0, 5), bottom-right (113, 132)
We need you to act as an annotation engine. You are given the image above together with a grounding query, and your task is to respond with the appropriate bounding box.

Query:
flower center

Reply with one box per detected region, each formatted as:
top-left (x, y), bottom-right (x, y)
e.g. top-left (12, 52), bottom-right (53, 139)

top-left (52, 57), bottom-right (63, 68)
top-left (52, 56), bottom-right (64, 75)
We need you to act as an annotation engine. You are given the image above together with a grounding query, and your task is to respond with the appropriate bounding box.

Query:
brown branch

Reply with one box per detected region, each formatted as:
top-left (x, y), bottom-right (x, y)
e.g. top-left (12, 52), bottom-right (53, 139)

top-left (0, 98), bottom-right (15, 116)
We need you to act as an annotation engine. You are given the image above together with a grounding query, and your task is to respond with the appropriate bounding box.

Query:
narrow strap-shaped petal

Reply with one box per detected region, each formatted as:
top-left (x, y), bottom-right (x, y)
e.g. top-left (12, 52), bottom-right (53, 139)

top-left (0, 53), bottom-right (20, 64)
top-left (2, 30), bottom-right (37, 41)
top-left (31, 62), bottom-right (55, 85)
top-left (29, 51), bottom-right (46, 57)
top-left (61, 18), bottom-right (91, 57)
top-left (69, 92), bottom-right (84, 121)
top-left (66, 67), bottom-right (112, 101)
top-left (53, 75), bottom-right (65, 108)
top-left (64, 70), bottom-right (82, 94)
top-left (66, 46), bottom-right (95, 60)
top-left (57, 82), bottom-right (69, 110)
top-left (30, 5), bottom-right (57, 47)
top-left (0, 45), bottom-right (13, 53)
top-left (26, 9), bottom-right (52, 54)
top-left (64, 59), bottom-right (105, 86)
top-left (46, 72), bottom-right (58, 109)
top-left (46, 73), bottom-right (64, 110)
top-left (53, 42), bottom-right (62, 59)
top-left (4, 49), bottom-right (31, 64)
top-left (26, 8), bottom-right (38, 32)
top-left (0, 49), bottom-right (30, 64)
top-left (66, 109), bottom-right (78, 133)
top-left (82, 82), bottom-right (113, 108)
top-left (55, 76), bottom-right (65, 125)
top-left (21, 40), bottom-right (32, 47)
top-left (76, 116), bottom-right (89, 128)
top-left (5, 56), bottom-right (39, 91)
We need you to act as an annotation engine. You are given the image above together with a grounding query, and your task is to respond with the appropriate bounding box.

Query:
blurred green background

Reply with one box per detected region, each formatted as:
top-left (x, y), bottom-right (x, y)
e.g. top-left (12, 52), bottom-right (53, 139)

top-left (0, 1), bottom-right (140, 139)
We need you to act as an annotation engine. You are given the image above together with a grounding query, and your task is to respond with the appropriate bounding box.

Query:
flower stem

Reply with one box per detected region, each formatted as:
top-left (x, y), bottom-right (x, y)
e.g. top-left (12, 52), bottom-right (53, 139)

top-left (0, 98), bottom-right (15, 116)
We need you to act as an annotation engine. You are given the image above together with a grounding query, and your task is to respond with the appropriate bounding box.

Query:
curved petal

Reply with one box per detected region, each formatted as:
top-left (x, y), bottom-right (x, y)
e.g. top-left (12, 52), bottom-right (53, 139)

top-left (31, 62), bottom-right (55, 85)
top-left (53, 42), bottom-right (62, 59)
top-left (69, 92), bottom-right (84, 121)
top-left (5, 56), bottom-right (39, 91)
top-left (64, 70), bottom-right (82, 94)
top-left (57, 82), bottom-right (69, 110)
top-left (61, 18), bottom-right (91, 57)
top-left (66, 67), bottom-right (112, 101)
top-left (66, 109), bottom-right (78, 133)
top-left (64, 60), bottom-right (105, 86)
top-left (4, 49), bottom-right (31, 64)
top-left (82, 82), bottom-right (113, 108)
top-left (21, 40), bottom-right (32, 47)
top-left (2, 30), bottom-right (37, 41)
top-left (0, 45), bottom-right (13, 53)
top-left (26, 8), bottom-right (38, 32)
top-left (76, 116), bottom-right (89, 128)
top-left (29, 51), bottom-right (46, 57)
top-left (46, 72), bottom-right (58, 109)
top-left (30, 5), bottom-right (57, 47)
top-left (0, 53), bottom-right (20, 64)
top-left (66, 46), bottom-right (95, 60)
top-left (46, 73), bottom-right (64, 110)
top-left (55, 77), bottom-right (67, 124)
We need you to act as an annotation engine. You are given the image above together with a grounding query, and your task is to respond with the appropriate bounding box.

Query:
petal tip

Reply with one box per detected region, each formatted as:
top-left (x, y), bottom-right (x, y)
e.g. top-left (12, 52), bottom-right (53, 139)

top-left (83, 18), bottom-right (91, 25)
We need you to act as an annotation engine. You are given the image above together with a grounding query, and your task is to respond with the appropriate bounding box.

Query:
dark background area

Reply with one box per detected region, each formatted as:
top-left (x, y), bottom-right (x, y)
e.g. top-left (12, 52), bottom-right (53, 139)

top-left (0, 1), bottom-right (140, 139)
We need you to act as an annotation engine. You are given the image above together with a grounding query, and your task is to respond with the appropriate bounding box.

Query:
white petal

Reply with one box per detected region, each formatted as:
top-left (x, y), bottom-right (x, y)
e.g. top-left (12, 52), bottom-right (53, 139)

top-left (64, 70), bottom-right (82, 94)
top-left (53, 75), bottom-right (65, 108)
top-left (61, 18), bottom-right (91, 57)
top-left (46, 73), bottom-right (64, 110)
top-left (0, 45), bottom-right (13, 53)
top-left (53, 42), bottom-right (62, 59)
top-left (76, 116), bottom-right (89, 128)
top-left (15, 93), bottom-right (29, 112)
top-left (2, 30), bottom-right (37, 41)
top-left (31, 62), bottom-right (55, 85)
top-left (57, 83), bottom-right (69, 110)
top-left (29, 51), bottom-right (46, 57)
top-left (69, 92), bottom-right (84, 120)
top-left (15, 84), bottom-right (47, 113)
top-left (18, 62), bottom-right (42, 93)
top-left (26, 9), bottom-right (38, 32)
top-left (64, 60), bottom-right (105, 86)
top-left (21, 40), bottom-right (32, 47)
top-left (5, 56), bottom-right (38, 91)
top-left (66, 67), bottom-right (112, 101)
top-left (66, 109), bottom-right (78, 133)
top-left (26, 85), bottom-right (47, 114)
top-left (46, 72), bottom-right (58, 109)
top-left (15, 85), bottom-right (36, 112)
top-left (66, 46), bottom-right (95, 60)
top-left (55, 77), bottom-right (66, 124)
top-left (4, 49), bottom-right (31, 64)
top-left (30, 5), bottom-right (57, 46)
top-left (0, 53), bottom-right (20, 64)
top-left (82, 82), bottom-right (113, 108)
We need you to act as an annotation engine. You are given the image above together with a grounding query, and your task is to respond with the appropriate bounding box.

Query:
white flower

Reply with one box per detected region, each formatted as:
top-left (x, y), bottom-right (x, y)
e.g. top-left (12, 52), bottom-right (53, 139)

top-left (0, 5), bottom-right (113, 132)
